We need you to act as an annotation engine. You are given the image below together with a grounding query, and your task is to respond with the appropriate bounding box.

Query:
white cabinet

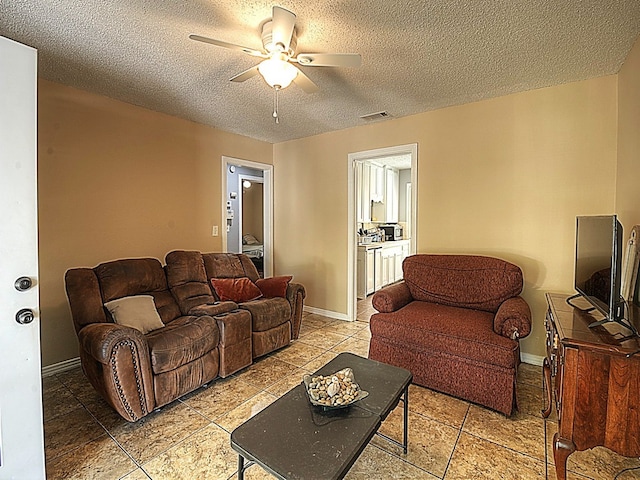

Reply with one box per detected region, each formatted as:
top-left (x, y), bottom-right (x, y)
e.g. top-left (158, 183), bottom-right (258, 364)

top-left (369, 164), bottom-right (385, 203)
top-left (357, 246), bottom-right (380, 299)
top-left (374, 248), bottom-right (382, 291)
top-left (385, 167), bottom-right (399, 223)
top-left (356, 162), bottom-right (371, 223)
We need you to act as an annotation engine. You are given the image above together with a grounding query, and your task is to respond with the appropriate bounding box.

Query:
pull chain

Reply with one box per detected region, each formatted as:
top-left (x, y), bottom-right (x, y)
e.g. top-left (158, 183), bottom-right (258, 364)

top-left (272, 86), bottom-right (280, 124)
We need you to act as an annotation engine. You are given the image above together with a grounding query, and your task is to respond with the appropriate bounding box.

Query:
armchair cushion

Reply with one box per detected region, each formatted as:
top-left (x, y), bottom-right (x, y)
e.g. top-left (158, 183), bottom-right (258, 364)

top-left (210, 277), bottom-right (262, 303)
top-left (493, 296), bottom-right (532, 339)
top-left (255, 276), bottom-right (293, 298)
top-left (371, 301), bottom-right (520, 369)
top-left (403, 255), bottom-right (523, 313)
top-left (104, 295), bottom-right (165, 334)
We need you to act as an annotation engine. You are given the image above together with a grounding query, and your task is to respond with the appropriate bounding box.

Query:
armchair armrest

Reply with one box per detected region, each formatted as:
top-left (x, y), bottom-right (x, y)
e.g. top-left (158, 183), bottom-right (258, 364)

top-left (78, 323), bottom-right (155, 422)
top-left (372, 282), bottom-right (413, 313)
top-left (493, 296), bottom-right (532, 340)
top-left (188, 301), bottom-right (238, 316)
top-left (286, 281), bottom-right (306, 339)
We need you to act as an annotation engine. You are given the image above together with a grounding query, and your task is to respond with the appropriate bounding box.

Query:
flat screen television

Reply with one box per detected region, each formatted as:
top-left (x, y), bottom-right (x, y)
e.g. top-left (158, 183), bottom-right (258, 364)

top-left (569, 214), bottom-right (637, 335)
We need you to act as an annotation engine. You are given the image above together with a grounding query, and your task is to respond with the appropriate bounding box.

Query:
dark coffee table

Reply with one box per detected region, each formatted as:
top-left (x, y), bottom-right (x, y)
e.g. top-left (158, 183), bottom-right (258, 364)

top-left (230, 352), bottom-right (413, 479)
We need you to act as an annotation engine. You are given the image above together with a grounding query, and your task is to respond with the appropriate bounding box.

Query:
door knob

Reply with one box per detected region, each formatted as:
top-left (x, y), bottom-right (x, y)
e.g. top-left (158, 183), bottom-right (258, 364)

top-left (14, 276), bottom-right (33, 291)
top-left (16, 308), bottom-right (35, 325)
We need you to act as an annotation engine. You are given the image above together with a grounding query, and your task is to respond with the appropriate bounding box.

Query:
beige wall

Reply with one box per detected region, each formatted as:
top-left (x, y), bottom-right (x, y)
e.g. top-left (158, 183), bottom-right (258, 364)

top-left (38, 80), bottom-right (272, 367)
top-left (616, 36), bottom-right (640, 230)
top-left (274, 76), bottom-right (618, 358)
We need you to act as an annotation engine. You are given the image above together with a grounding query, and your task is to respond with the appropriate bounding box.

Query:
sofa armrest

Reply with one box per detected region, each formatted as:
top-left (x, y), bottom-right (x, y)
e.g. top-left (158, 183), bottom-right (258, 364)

top-left (78, 323), bottom-right (155, 422)
top-left (372, 282), bottom-right (413, 313)
top-left (286, 282), bottom-right (306, 339)
top-left (188, 301), bottom-right (238, 316)
top-left (493, 296), bottom-right (532, 340)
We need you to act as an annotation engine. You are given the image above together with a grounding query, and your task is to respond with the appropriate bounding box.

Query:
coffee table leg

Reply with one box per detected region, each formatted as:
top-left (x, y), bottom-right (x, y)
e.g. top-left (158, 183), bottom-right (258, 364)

top-left (403, 385), bottom-right (409, 454)
top-left (238, 455), bottom-right (245, 480)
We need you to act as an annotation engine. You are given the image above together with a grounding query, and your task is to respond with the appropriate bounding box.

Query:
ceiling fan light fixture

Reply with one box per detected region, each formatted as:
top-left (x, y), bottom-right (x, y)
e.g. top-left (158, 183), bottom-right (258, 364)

top-left (258, 57), bottom-right (298, 89)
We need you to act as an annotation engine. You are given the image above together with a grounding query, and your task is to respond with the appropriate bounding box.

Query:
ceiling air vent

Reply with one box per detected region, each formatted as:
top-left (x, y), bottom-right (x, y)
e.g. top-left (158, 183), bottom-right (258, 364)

top-left (360, 111), bottom-right (391, 122)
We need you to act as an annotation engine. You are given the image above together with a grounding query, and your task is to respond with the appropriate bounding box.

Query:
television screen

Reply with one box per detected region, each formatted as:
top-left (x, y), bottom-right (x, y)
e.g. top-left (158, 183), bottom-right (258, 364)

top-left (574, 215), bottom-right (623, 320)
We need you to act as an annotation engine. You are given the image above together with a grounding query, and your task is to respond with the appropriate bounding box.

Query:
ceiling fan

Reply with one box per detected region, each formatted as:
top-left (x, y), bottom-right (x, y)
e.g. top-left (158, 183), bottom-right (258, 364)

top-left (190, 6), bottom-right (361, 122)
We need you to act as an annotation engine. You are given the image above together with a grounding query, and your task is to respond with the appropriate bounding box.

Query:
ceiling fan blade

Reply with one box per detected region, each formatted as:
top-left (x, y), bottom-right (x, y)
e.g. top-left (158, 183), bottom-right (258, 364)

top-left (271, 6), bottom-right (296, 51)
top-left (189, 34), bottom-right (266, 58)
top-left (230, 65), bottom-right (260, 83)
top-left (293, 68), bottom-right (319, 93)
top-left (296, 53), bottom-right (362, 68)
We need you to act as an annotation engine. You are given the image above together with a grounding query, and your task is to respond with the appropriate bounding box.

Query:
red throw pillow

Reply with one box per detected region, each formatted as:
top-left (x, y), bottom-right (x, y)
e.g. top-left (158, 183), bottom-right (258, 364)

top-left (255, 275), bottom-right (293, 298)
top-left (210, 277), bottom-right (262, 303)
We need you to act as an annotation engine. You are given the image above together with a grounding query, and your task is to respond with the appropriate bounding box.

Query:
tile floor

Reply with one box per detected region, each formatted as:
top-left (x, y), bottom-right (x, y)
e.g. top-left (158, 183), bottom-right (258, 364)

top-left (42, 299), bottom-right (640, 479)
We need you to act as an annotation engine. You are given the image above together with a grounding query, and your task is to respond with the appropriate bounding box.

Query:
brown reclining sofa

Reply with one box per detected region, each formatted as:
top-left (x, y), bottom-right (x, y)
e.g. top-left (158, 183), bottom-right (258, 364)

top-left (368, 254), bottom-right (531, 416)
top-left (65, 252), bottom-right (305, 422)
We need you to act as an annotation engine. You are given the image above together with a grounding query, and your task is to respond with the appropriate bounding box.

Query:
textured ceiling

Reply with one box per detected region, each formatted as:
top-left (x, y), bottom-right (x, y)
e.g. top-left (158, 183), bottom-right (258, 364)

top-left (2, 1), bottom-right (640, 143)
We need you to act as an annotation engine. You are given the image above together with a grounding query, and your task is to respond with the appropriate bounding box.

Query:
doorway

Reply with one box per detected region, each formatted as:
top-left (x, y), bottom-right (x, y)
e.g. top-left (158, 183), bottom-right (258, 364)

top-left (347, 144), bottom-right (418, 321)
top-left (221, 156), bottom-right (274, 278)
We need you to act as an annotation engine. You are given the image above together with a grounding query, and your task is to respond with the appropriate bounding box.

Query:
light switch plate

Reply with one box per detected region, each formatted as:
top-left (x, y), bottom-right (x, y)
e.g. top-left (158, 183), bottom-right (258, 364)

top-left (212, 226), bottom-right (219, 237)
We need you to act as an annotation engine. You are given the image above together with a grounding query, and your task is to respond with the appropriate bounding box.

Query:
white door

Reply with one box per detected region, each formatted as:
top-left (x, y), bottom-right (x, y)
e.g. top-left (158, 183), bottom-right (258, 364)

top-left (0, 37), bottom-right (45, 478)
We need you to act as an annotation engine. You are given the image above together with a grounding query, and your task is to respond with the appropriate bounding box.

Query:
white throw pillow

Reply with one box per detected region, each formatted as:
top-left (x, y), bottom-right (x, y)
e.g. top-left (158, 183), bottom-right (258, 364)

top-left (104, 295), bottom-right (165, 334)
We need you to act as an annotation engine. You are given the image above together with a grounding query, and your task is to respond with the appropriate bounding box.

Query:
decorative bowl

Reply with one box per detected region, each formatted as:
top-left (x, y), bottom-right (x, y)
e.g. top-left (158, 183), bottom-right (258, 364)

top-left (303, 367), bottom-right (369, 409)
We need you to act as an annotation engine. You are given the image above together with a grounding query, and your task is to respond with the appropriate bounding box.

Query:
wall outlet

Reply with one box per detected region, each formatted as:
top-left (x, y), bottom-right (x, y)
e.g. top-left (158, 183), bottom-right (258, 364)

top-left (212, 225), bottom-right (219, 237)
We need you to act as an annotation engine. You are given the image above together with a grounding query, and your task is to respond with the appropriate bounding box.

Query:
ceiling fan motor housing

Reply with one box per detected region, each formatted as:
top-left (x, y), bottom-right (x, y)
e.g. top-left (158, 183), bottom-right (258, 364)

top-left (262, 20), bottom-right (297, 56)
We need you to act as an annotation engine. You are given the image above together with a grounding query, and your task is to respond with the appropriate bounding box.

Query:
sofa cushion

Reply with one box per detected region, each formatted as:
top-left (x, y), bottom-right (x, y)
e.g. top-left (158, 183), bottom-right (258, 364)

top-left (403, 255), bottom-right (523, 313)
top-left (369, 301), bottom-right (519, 369)
top-left (256, 276), bottom-right (293, 298)
top-left (211, 277), bottom-right (262, 303)
top-left (146, 315), bottom-right (220, 374)
top-left (239, 297), bottom-right (291, 332)
top-left (164, 250), bottom-right (216, 315)
top-left (95, 258), bottom-right (182, 323)
top-left (104, 295), bottom-right (165, 334)
top-left (202, 253), bottom-right (260, 282)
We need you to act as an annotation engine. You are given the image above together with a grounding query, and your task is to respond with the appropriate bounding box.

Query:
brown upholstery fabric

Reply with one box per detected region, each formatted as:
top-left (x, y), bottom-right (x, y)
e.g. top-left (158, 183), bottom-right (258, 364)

top-left (494, 296), bottom-right (532, 339)
top-left (164, 250), bottom-right (216, 315)
top-left (252, 322), bottom-right (291, 358)
top-left (77, 323), bottom-right (155, 422)
top-left (215, 310), bottom-right (252, 376)
top-left (153, 349), bottom-right (220, 408)
top-left (403, 255), bottom-right (523, 313)
top-left (146, 315), bottom-right (220, 374)
top-left (189, 302), bottom-right (238, 316)
top-left (202, 253), bottom-right (260, 282)
top-left (65, 268), bottom-right (108, 333)
top-left (239, 297), bottom-right (291, 332)
top-left (370, 302), bottom-right (519, 369)
top-left (65, 256), bottom-right (223, 422)
top-left (95, 258), bottom-right (182, 324)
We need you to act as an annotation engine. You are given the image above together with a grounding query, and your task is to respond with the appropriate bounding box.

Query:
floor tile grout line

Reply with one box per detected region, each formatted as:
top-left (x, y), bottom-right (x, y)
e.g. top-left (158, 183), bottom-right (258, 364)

top-left (440, 403), bottom-right (470, 479)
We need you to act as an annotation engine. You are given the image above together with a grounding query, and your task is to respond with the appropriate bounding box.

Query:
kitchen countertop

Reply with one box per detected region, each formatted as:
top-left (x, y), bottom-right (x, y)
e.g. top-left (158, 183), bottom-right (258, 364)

top-left (358, 239), bottom-right (410, 249)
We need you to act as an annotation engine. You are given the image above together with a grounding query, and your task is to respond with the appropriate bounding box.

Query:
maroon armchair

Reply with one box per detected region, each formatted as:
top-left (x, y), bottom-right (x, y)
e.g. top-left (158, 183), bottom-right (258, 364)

top-left (368, 254), bottom-right (531, 415)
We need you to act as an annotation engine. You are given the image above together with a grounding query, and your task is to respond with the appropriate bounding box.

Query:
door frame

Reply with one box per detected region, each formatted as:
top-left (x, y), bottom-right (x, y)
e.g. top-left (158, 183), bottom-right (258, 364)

top-left (347, 143), bottom-right (418, 321)
top-left (221, 156), bottom-right (274, 278)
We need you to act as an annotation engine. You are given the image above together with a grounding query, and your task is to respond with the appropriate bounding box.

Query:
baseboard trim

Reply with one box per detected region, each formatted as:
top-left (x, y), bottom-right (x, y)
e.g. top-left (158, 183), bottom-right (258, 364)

top-left (520, 352), bottom-right (544, 366)
top-left (303, 306), bottom-right (350, 322)
top-left (42, 357), bottom-right (81, 377)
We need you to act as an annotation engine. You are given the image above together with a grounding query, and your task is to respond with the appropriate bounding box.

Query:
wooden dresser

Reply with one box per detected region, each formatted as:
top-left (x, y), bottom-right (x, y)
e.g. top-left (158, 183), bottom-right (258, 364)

top-left (543, 293), bottom-right (640, 480)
